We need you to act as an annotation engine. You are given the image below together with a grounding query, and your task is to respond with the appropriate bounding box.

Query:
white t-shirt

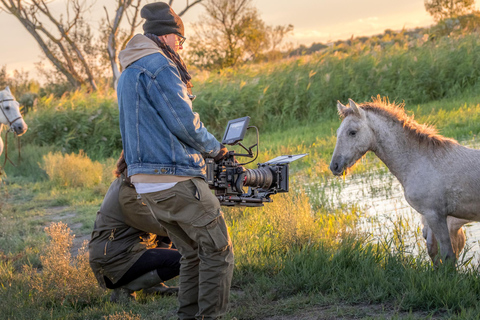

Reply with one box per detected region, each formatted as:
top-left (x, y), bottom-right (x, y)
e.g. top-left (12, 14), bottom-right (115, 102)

top-left (133, 182), bottom-right (177, 194)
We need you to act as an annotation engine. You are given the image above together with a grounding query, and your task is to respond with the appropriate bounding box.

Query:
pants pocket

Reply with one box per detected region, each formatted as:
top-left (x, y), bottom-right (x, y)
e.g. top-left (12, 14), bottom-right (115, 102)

top-left (190, 178), bottom-right (220, 212)
top-left (148, 192), bottom-right (177, 214)
top-left (152, 193), bottom-right (176, 203)
top-left (191, 210), bottom-right (230, 252)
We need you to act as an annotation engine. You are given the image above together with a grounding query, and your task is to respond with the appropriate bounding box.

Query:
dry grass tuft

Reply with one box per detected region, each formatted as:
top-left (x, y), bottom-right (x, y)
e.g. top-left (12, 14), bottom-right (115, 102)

top-left (26, 222), bottom-right (103, 305)
top-left (104, 310), bottom-right (142, 320)
top-left (41, 150), bottom-right (103, 188)
top-left (228, 189), bottom-right (358, 261)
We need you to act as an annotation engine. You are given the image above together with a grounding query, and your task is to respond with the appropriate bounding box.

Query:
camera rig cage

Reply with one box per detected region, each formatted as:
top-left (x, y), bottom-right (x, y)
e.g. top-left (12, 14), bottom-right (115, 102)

top-left (206, 116), bottom-right (307, 207)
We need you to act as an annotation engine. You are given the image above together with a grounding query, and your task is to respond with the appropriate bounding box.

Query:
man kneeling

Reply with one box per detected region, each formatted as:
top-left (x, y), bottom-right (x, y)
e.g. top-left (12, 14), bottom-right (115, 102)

top-left (89, 152), bottom-right (181, 302)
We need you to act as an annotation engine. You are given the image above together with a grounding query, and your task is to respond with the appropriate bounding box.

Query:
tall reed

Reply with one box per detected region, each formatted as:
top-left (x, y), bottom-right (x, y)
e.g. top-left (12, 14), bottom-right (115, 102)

top-left (194, 34), bottom-right (480, 133)
top-left (13, 33), bottom-right (480, 161)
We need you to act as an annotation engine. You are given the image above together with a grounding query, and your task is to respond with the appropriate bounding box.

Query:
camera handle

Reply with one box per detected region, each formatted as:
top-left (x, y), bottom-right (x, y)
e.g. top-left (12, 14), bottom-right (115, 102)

top-left (231, 142), bottom-right (256, 158)
top-left (231, 126), bottom-right (259, 166)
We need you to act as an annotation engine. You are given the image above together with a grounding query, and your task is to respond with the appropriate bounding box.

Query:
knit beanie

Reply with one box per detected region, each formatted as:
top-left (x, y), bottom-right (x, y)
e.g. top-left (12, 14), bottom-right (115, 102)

top-left (141, 2), bottom-right (184, 37)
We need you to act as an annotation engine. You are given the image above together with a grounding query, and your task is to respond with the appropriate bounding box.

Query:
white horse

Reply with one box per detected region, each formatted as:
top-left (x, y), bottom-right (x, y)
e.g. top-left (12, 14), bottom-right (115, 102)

top-left (0, 86), bottom-right (28, 157)
top-left (329, 98), bottom-right (480, 265)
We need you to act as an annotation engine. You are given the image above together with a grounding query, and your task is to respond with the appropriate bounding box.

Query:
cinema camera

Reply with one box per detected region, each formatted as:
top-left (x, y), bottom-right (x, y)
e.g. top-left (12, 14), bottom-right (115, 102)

top-left (206, 116), bottom-right (307, 207)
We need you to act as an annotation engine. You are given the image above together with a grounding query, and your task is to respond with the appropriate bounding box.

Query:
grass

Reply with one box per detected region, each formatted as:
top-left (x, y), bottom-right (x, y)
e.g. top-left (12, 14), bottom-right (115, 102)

top-left (2, 92), bottom-right (480, 319)
top-left (3, 26), bottom-right (480, 318)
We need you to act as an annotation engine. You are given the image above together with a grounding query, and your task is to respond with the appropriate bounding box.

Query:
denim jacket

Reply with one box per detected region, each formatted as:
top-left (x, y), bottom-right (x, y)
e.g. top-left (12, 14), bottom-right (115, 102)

top-left (117, 35), bottom-right (222, 178)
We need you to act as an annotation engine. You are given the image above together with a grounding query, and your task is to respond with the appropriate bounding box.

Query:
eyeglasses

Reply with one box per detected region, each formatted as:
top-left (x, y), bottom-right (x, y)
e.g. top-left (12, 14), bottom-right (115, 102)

top-left (177, 34), bottom-right (186, 46)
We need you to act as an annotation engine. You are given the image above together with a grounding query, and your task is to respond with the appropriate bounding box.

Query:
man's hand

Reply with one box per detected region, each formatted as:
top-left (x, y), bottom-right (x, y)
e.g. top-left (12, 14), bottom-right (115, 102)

top-left (213, 144), bottom-right (228, 162)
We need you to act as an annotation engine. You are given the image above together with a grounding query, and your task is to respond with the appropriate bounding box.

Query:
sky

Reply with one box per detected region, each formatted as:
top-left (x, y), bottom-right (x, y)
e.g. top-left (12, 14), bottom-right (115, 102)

top-left (0, 0), bottom-right (436, 78)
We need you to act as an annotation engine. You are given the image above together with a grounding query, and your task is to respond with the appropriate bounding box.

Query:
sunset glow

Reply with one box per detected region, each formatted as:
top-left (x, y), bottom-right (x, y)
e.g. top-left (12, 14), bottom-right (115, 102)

top-left (0, 0), bottom-right (436, 76)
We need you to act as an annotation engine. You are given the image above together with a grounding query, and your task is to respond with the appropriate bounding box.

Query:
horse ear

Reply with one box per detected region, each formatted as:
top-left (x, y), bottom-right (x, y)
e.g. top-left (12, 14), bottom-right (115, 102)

top-left (337, 101), bottom-right (347, 118)
top-left (348, 99), bottom-right (365, 118)
top-left (5, 86), bottom-right (11, 93)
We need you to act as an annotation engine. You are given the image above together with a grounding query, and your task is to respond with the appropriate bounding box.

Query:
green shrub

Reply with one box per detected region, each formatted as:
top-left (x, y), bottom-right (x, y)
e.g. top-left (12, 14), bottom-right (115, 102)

top-left (22, 89), bottom-right (122, 160)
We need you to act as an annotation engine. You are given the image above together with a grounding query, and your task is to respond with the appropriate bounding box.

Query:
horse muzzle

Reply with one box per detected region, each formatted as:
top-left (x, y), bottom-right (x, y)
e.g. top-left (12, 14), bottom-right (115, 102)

top-left (329, 156), bottom-right (346, 176)
top-left (11, 120), bottom-right (28, 136)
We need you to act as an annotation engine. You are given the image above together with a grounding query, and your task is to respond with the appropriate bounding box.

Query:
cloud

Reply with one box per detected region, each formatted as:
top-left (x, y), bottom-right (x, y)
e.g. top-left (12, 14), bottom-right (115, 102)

top-left (358, 17), bottom-right (380, 23)
top-left (290, 9), bottom-right (432, 45)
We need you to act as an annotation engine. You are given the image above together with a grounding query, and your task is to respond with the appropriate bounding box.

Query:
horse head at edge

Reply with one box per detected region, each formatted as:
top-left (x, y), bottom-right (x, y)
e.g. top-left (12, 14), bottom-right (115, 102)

top-left (0, 124), bottom-right (3, 157)
top-left (0, 86), bottom-right (28, 136)
top-left (0, 86), bottom-right (28, 159)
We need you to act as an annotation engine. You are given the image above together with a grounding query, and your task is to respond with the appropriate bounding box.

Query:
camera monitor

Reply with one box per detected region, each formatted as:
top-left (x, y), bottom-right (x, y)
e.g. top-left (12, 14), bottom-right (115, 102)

top-left (221, 116), bottom-right (250, 145)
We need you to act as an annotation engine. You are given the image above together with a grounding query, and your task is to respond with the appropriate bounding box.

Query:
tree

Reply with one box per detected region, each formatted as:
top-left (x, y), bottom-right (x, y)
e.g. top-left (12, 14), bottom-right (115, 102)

top-left (187, 0), bottom-right (293, 70)
top-left (267, 24), bottom-right (294, 52)
top-left (0, 0), bottom-right (100, 90)
top-left (102, 0), bottom-right (142, 90)
top-left (0, 0), bottom-right (203, 91)
top-left (0, 65), bottom-right (40, 113)
top-left (0, 66), bottom-right (7, 90)
top-left (101, 0), bottom-right (203, 89)
top-left (425, 0), bottom-right (476, 21)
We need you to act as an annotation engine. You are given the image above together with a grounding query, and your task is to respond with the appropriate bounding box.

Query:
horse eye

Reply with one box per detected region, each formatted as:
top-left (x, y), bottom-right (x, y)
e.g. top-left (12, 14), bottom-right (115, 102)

top-left (5, 106), bottom-right (10, 110)
top-left (349, 130), bottom-right (357, 136)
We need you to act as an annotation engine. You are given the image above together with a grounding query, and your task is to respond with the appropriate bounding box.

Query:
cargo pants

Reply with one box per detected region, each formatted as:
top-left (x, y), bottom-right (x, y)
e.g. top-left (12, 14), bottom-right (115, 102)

top-left (140, 178), bottom-right (234, 320)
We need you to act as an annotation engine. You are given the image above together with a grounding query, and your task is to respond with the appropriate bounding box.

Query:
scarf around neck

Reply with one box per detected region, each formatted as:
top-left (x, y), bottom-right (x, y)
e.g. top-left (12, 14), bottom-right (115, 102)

top-left (144, 33), bottom-right (193, 95)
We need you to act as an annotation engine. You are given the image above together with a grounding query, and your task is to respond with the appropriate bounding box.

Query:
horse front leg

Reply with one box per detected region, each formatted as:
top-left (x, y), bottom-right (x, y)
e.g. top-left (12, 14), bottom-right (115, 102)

top-left (422, 211), bottom-right (456, 266)
top-left (421, 216), bottom-right (439, 266)
top-left (447, 216), bottom-right (467, 259)
top-left (422, 216), bottom-right (466, 266)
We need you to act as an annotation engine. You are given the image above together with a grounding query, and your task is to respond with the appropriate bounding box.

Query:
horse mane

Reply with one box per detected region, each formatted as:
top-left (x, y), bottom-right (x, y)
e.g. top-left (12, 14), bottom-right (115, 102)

top-left (340, 97), bottom-right (458, 148)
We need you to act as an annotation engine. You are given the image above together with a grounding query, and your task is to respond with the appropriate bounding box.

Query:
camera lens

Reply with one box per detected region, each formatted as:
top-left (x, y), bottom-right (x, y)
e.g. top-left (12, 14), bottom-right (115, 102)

top-left (244, 167), bottom-right (275, 189)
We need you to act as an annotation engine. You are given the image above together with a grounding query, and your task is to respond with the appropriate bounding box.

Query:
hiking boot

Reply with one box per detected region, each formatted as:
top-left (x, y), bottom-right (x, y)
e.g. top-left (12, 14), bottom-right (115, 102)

top-left (143, 282), bottom-right (179, 296)
top-left (110, 287), bottom-right (135, 303)
top-left (123, 270), bottom-right (163, 291)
